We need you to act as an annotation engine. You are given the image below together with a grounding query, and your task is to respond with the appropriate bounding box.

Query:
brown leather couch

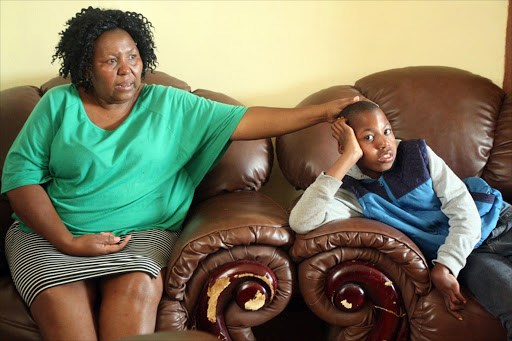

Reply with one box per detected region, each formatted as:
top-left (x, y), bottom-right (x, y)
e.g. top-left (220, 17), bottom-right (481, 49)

top-left (0, 71), bottom-right (295, 340)
top-left (277, 66), bottom-right (510, 340)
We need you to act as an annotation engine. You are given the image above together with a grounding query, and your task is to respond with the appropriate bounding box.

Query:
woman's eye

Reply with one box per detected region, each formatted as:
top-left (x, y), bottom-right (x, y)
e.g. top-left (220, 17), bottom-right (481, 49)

top-left (384, 129), bottom-right (392, 135)
top-left (107, 58), bottom-right (117, 64)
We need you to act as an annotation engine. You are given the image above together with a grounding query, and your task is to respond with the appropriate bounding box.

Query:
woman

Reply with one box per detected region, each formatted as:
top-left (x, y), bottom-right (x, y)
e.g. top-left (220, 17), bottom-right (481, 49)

top-left (1, 7), bottom-right (358, 341)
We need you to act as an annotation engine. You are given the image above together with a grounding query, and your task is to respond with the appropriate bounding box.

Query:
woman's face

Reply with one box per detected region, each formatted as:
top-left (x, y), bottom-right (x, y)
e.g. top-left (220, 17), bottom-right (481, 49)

top-left (89, 29), bottom-right (142, 104)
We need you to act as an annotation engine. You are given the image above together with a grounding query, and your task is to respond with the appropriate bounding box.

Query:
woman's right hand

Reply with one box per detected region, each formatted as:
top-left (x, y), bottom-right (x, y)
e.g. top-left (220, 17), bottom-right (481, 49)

top-left (331, 117), bottom-right (363, 161)
top-left (61, 232), bottom-right (131, 256)
top-left (6, 185), bottom-right (132, 257)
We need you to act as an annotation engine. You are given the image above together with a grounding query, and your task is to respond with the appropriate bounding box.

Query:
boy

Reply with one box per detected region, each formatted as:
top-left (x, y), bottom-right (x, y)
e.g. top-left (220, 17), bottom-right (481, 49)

top-left (289, 101), bottom-right (511, 339)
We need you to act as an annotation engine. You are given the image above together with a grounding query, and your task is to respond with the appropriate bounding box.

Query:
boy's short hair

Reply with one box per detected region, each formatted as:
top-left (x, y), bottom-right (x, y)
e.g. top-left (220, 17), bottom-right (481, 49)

top-left (340, 101), bottom-right (380, 124)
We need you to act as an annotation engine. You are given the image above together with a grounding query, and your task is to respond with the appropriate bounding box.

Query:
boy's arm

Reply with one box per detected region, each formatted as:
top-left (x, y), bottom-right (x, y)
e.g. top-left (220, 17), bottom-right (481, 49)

top-left (289, 118), bottom-right (364, 234)
top-left (430, 262), bottom-right (466, 320)
top-left (428, 145), bottom-right (481, 277)
top-left (428, 146), bottom-right (481, 320)
top-left (289, 173), bottom-right (363, 234)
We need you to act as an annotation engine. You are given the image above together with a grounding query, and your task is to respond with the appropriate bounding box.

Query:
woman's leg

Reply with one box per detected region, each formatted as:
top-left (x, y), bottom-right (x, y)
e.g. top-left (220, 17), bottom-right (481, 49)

top-left (98, 269), bottom-right (164, 340)
top-left (30, 279), bottom-right (98, 340)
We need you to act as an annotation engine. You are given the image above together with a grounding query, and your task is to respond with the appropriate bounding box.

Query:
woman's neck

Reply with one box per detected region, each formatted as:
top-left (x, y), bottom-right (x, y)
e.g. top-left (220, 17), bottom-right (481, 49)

top-left (78, 84), bottom-right (144, 130)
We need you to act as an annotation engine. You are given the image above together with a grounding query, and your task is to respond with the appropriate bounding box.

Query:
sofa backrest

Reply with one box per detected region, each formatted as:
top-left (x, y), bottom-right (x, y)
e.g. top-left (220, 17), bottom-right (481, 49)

top-left (277, 66), bottom-right (512, 203)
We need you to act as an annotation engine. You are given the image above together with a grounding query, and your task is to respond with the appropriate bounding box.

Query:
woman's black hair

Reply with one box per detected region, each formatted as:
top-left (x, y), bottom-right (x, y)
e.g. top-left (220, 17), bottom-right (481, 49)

top-left (52, 6), bottom-right (158, 90)
top-left (340, 101), bottom-right (380, 125)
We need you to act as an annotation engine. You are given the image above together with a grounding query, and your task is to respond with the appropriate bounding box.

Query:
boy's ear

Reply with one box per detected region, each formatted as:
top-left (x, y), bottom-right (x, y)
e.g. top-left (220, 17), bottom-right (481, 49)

top-left (338, 142), bottom-right (344, 155)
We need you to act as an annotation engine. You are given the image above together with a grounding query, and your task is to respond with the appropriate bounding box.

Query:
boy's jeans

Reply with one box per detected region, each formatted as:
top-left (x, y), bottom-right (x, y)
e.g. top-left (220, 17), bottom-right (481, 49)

top-left (459, 203), bottom-right (512, 340)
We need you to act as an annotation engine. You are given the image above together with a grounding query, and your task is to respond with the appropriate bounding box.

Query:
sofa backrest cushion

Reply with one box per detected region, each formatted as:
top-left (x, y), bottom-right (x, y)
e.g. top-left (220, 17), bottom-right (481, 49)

top-left (277, 66), bottom-right (511, 203)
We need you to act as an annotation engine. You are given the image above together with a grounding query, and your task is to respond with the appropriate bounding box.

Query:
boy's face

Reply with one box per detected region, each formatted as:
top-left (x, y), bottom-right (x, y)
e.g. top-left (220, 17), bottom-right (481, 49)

top-left (349, 108), bottom-right (397, 179)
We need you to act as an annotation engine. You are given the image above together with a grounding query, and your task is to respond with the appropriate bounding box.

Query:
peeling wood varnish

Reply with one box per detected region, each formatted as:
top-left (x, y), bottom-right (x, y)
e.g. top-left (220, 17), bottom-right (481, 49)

top-left (340, 299), bottom-right (353, 309)
top-left (206, 273), bottom-right (274, 323)
top-left (234, 273), bottom-right (275, 300)
top-left (375, 305), bottom-right (406, 318)
top-left (245, 290), bottom-right (265, 311)
top-left (207, 277), bottom-right (231, 323)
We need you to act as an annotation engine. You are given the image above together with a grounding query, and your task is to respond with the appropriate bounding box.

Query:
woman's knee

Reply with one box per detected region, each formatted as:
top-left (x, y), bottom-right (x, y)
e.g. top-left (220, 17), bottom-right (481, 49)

top-left (101, 272), bottom-right (164, 306)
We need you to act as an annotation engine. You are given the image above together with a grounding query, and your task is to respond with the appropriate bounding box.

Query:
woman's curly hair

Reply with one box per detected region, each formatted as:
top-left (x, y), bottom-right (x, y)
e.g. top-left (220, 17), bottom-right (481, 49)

top-left (52, 7), bottom-right (158, 90)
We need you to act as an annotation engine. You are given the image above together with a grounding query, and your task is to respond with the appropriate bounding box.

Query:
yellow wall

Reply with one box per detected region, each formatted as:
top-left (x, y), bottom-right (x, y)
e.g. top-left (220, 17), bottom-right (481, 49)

top-left (1, 0), bottom-right (508, 207)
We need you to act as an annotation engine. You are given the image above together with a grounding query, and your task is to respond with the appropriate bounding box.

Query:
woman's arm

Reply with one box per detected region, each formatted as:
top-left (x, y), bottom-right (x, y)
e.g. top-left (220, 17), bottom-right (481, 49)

top-left (7, 184), bottom-right (130, 256)
top-left (231, 97), bottom-right (359, 140)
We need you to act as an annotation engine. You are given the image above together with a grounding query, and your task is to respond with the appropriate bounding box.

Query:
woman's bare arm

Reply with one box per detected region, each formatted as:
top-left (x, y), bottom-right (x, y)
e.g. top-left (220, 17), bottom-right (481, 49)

top-left (231, 97), bottom-right (359, 141)
top-left (6, 184), bottom-right (130, 256)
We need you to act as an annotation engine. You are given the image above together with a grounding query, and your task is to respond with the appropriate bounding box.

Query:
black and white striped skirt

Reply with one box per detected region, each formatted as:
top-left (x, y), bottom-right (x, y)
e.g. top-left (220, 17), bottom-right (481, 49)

top-left (5, 221), bottom-right (180, 306)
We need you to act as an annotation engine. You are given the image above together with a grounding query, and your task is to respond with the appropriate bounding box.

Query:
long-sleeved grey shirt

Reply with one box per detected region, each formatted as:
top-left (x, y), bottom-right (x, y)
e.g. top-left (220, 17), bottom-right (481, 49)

top-left (289, 141), bottom-right (481, 278)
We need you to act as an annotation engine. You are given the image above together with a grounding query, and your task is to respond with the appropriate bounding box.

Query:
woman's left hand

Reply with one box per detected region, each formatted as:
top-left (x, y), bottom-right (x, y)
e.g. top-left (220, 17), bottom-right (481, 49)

top-left (61, 232), bottom-right (132, 256)
top-left (323, 96), bottom-right (360, 123)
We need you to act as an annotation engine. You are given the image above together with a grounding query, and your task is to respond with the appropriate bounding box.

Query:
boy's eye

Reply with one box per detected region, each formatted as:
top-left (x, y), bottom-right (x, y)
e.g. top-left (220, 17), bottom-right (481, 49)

top-left (364, 135), bottom-right (374, 142)
top-left (384, 128), bottom-right (392, 135)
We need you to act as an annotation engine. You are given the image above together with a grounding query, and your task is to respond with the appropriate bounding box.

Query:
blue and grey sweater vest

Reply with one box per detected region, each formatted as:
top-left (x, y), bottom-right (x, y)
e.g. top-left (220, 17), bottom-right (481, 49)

top-left (341, 139), bottom-right (504, 260)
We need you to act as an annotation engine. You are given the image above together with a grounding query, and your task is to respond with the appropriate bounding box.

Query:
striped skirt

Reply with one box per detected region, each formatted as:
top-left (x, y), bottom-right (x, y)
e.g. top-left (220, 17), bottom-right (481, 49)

top-left (5, 221), bottom-right (180, 306)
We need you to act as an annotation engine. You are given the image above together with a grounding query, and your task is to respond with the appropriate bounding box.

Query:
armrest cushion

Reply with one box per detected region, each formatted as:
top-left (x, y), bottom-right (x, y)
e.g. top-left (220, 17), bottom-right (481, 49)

top-left (165, 191), bottom-right (292, 300)
top-left (290, 217), bottom-right (430, 294)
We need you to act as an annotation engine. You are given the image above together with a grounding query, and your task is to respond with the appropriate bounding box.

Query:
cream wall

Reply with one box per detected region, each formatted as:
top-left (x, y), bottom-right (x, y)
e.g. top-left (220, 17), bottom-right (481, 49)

top-left (0, 0), bottom-right (508, 207)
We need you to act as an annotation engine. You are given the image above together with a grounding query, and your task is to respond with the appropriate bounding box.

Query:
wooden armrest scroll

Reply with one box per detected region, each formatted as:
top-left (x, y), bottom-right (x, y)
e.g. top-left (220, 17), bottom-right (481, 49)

top-left (326, 260), bottom-right (408, 341)
top-left (165, 192), bottom-right (291, 300)
top-left (193, 260), bottom-right (277, 341)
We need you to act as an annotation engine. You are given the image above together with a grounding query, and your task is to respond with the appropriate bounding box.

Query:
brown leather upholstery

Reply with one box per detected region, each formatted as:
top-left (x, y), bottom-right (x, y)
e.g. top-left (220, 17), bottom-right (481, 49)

top-left (277, 66), bottom-right (510, 340)
top-left (120, 330), bottom-right (219, 341)
top-left (0, 71), bottom-right (294, 340)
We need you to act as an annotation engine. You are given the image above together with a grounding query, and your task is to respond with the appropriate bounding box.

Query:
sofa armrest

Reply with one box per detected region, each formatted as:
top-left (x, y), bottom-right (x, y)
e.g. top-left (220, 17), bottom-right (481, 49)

top-left (162, 191), bottom-right (295, 340)
top-left (291, 217), bottom-right (431, 293)
top-left (290, 217), bottom-right (507, 341)
top-left (290, 217), bottom-right (431, 340)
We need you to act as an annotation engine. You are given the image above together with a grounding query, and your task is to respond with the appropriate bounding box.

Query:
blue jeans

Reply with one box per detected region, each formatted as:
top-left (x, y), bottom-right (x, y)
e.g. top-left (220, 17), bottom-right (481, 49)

top-left (459, 203), bottom-right (512, 340)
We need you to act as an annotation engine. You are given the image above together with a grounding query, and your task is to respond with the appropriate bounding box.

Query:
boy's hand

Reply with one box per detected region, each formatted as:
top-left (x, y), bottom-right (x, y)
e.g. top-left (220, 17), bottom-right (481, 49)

top-left (332, 117), bottom-right (363, 161)
top-left (431, 263), bottom-right (466, 321)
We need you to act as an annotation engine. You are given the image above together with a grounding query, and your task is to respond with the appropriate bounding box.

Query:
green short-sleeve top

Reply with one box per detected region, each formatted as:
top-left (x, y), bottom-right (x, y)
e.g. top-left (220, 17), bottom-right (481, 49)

top-left (1, 84), bottom-right (248, 236)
